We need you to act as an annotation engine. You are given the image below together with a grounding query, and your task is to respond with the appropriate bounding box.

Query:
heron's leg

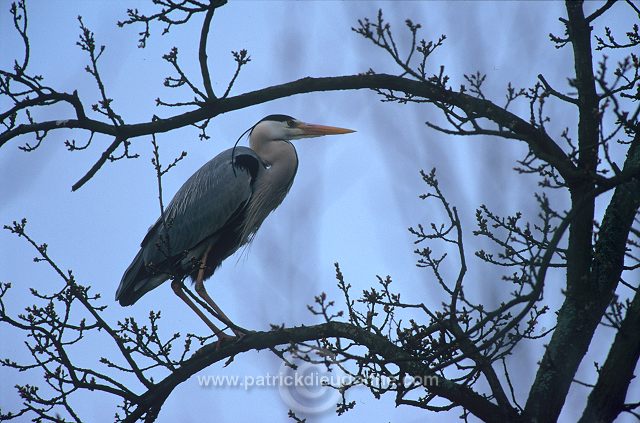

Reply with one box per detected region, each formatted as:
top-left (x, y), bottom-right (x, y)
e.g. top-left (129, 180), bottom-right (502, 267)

top-left (194, 247), bottom-right (244, 337)
top-left (170, 277), bottom-right (230, 340)
top-left (194, 279), bottom-right (243, 336)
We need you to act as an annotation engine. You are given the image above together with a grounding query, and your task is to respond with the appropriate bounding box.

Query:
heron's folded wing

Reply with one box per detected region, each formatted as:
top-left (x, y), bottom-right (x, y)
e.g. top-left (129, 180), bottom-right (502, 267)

top-left (140, 147), bottom-right (260, 266)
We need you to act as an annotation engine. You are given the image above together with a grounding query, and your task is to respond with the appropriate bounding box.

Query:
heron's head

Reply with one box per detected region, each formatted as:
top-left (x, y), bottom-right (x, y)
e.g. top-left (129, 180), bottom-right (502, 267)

top-left (250, 115), bottom-right (355, 146)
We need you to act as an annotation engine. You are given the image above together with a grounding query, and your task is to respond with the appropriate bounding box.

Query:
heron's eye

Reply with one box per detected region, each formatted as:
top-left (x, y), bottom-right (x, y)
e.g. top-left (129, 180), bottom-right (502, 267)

top-left (286, 120), bottom-right (296, 128)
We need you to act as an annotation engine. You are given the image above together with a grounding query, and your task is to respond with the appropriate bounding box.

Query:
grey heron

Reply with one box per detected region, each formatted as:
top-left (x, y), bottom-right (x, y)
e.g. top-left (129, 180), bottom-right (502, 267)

top-left (116, 115), bottom-right (355, 339)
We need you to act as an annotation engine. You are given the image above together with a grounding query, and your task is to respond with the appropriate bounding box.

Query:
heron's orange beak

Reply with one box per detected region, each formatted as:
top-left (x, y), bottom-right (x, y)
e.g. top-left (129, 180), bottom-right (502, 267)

top-left (298, 122), bottom-right (356, 136)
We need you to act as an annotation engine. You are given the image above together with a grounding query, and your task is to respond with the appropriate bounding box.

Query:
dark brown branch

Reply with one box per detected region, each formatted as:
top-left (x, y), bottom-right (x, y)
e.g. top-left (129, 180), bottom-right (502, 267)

top-left (3, 220), bottom-right (153, 390)
top-left (10, 1), bottom-right (30, 73)
top-left (537, 73), bottom-right (578, 105)
top-left (424, 175), bottom-right (512, 410)
top-left (77, 16), bottom-right (124, 127)
top-left (198, 3), bottom-right (218, 100)
top-left (72, 136), bottom-right (125, 191)
top-left (525, 135), bottom-right (640, 421)
top-left (586, 0), bottom-right (617, 23)
top-left (0, 91), bottom-right (84, 124)
top-left (1, 73), bottom-right (588, 190)
top-left (117, 0), bottom-right (211, 48)
top-left (626, 0), bottom-right (640, 16)
top-left (162, 47), bottom-right (207, 101)
top-left (124, 322), bottom-right (520, 423)
top-left (524, 3), bottom-right (602, 420)
top-left (222, 49), bottom-right (251, 99)
top-left (579, 284), bottom-right (640, 422)
top-left (3, 3), bottom-right (638, 422)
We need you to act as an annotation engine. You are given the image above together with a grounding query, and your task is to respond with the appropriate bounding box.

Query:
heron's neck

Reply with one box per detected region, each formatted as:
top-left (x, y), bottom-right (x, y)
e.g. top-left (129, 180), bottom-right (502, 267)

top-left (238, 139), bottom-right (298, 243)
top-left (251, 138), bottom-right (293, 165)
top-left (252, 139), bottom-right (298, 182)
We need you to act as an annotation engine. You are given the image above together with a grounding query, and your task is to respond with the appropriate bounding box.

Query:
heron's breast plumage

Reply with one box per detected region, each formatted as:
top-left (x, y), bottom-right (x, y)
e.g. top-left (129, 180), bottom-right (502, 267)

top-left (240, 141), bottom-right (298, 244)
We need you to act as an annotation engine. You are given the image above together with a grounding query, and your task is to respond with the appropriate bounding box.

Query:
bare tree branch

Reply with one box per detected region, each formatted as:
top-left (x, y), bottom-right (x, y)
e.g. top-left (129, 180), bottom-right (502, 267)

top-left (2, 1), bottom-right (639, 422)
top-left (579, 282), bottom-right (640, 422)
top-left (2, 73), bottom-right (591, 191)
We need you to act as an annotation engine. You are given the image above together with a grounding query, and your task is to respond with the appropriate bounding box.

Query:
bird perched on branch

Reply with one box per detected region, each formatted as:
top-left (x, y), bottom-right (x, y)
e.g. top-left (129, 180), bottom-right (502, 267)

top-left (116, 115), bottom-right (355, 339)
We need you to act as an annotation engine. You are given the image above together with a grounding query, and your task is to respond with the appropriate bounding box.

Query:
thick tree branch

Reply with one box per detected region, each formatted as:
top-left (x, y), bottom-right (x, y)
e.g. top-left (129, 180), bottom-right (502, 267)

top-left (124, 322), bottom-right (520, 423)
top-left (3, 3), bottom-right (638, 421)
top-left (567, 1), bottom-right (600, 175)
top-left (524, 3), bottom-right (604, 420)
top-left (1, 73), bottom-right (587, 191)
top-left (579, 283), bottom-right (640, 423)
top-left (525, 134), bottom-right (640, 421)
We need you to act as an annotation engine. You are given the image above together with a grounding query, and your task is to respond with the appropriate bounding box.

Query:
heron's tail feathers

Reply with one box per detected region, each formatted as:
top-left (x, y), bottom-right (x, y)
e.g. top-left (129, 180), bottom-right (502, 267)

top-left (116, 250), bottom-right (167, 306)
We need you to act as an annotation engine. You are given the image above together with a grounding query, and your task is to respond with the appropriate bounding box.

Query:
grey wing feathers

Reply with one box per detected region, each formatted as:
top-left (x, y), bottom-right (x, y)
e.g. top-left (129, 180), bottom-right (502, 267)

top-left (116, 147), bottom-right (260, 305)
top-left (141, 147), bottom-right (256, 265)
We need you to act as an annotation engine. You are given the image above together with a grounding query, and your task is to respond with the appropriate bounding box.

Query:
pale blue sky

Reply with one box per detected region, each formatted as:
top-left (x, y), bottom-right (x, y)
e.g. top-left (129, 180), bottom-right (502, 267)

top-left (0, 1), bottom-right (636, 422)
